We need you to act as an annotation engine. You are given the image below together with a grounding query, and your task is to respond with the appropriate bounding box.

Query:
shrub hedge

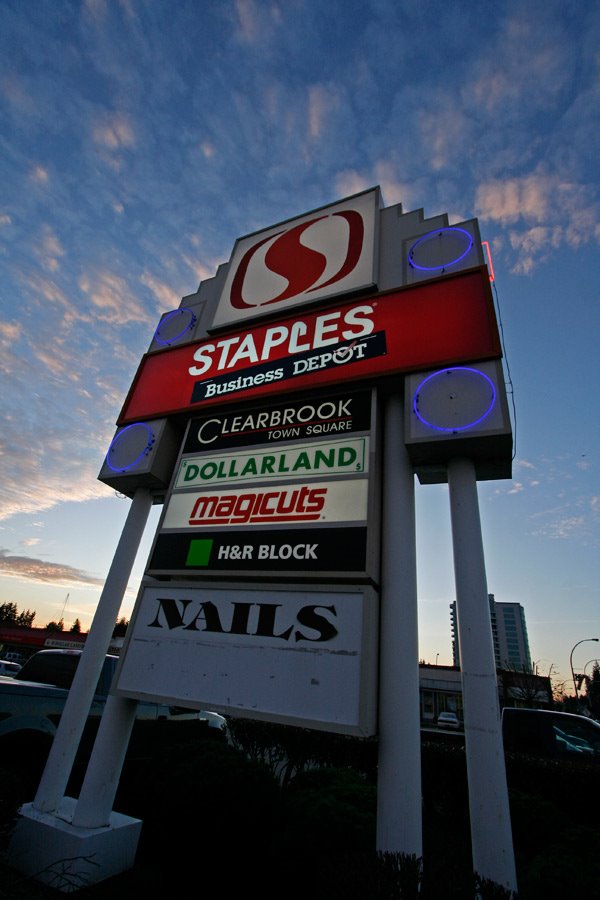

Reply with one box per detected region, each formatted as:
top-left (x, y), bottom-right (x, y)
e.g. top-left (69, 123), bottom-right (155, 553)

top-left (1, 719), bottom-right (598, 898)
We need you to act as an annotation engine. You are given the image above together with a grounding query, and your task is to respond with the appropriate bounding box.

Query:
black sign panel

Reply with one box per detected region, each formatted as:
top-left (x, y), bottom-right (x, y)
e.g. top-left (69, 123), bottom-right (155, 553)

top-left (182, 389), bottom-right (372, 454)
top-left (147, 526), bottom-right (369, 577)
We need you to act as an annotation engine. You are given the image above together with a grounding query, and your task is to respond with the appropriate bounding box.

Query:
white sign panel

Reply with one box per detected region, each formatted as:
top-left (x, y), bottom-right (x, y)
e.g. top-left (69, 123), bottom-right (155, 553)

top-left (211, 188), bottom-right (379, 330)
top-left (162, 478), bottom-right (369, 529)
top-left (115, 583), bottom-right (379, 735)
top-left (175, 436), bottom-right (369, 489)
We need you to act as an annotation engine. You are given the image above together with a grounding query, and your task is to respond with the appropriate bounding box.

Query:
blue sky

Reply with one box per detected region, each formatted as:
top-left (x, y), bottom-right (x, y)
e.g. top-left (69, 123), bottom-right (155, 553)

top-left (0, 0), bottom-right (599, 691)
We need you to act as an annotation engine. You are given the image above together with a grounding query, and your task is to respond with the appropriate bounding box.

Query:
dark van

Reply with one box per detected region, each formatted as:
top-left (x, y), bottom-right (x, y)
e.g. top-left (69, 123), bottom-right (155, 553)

top-left (502, 707), bottom-right (600, 759)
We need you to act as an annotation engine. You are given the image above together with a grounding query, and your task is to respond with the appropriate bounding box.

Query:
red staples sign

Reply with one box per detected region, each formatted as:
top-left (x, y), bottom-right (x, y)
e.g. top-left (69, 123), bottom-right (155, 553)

top-left (118, 268), bottom-right (500, 425)
top-left (211, 189), bottom-right (379, 329)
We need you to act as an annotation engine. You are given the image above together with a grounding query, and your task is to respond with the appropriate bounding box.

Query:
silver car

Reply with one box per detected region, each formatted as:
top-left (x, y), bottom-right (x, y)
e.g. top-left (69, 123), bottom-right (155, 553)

top-left (437, 711), bottom-right (461, 730)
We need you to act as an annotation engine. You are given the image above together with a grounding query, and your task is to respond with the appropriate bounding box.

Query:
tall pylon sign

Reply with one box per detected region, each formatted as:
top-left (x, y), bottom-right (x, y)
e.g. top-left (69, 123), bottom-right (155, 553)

top-left (11, 188), bottom-right (517, 895)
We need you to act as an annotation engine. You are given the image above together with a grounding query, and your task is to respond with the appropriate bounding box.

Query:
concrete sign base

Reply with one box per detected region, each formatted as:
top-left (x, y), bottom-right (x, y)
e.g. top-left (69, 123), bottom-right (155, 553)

top-left (9, 798), bottom-right (141, 893)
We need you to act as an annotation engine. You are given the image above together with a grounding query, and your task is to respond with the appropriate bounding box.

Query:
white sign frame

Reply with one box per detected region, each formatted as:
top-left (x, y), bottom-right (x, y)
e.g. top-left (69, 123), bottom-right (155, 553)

top-left (114, 582), bottom-right (379, 736)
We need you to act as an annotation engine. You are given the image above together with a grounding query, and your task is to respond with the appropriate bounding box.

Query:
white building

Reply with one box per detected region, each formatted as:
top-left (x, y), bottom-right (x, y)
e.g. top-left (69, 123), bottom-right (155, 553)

top-left (451, 594), bottom-right (532, 672)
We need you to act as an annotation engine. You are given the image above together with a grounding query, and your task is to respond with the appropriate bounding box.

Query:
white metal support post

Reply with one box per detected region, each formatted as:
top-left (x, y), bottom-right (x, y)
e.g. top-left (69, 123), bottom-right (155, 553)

top-left (447, 457), bottom-right (517, 893)
top-left (9, 488), bottom-right (153, 891)
top-left (71, 694), bottom-right (139, 828)
top-left (376, 389), bottom-right (422, 859)
top-left (32, 486), bottom-right (153, 814)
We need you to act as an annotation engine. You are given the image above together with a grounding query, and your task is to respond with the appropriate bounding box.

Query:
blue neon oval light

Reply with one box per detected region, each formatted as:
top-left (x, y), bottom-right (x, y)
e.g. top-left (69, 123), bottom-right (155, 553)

top-left (105, 422), bottom-right (155, 472)
top-left (408, 227), bottom-right (474, 271)
top-left (413, 367), bottom-right (496, 432)
top-left (153, 308), bottom-right (197, 346)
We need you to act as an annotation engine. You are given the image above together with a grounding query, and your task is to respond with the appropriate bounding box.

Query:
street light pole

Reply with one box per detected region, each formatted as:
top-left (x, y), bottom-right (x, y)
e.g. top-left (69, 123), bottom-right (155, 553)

top-left (569, 638), bottom-right (600, 701)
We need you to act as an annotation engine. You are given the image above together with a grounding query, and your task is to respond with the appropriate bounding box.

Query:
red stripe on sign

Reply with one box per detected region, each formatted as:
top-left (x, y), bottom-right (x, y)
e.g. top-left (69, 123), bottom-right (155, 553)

top-left (118, 267), bottom-right (500, 425)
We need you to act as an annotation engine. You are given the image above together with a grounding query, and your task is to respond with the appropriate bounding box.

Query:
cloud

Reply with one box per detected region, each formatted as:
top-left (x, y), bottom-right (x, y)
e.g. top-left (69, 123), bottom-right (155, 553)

top-left (92, 112), bottom-right (136, 151)
top-left (20, 271), bottom-right (91, 325)
top-left (233, 0), bottom-right (260, 43)
top-left (0, 459), bottom-right (113, 523)
top-left (41, 228), bottom-right (64, 259)
top-left (179, 253), bottom-right (220, 288)
top-left (476, 173), bottom-right (599, 234)
top-left (532, 516), bottom-right (587, 541)
top-left (139, 271), bottom-right (181, 313)
top-left (527, 492), bottom-right (599, 544)
top-left (34, 225), bottom-right (65, 273)
top-left (476, 172), bottom-right (600, 273)
top-left (373, 161), bottom-right (417, 208)
top-left (307, 84), bottom-right (339, 140)
top-left (0, 74), bottom-right (36, 116)
top-left (31, 347), bottom-right (71, 377)
top-left (486, 452), bottom-right (599, 545)
top-left (233, 0), bottom-right (281, 44)
top-left (334, 162), bottom-right (417, 211)
top-left (83, 0), bottom-right (107, 23)
top-left (0, 366), bottom-right (123, 521)
top-left (515, 459), bottom-right (536, 470)
top-left (476, 175), bottom-right (553, 225)
top-left (78, 269), bottom-right (153, 326)
top-left (0, 549), bottom-right (105, 587)
top-left (465, 14), bottom-right (572, 117)
top-left (29, 165), bottom-right (49, 184)
top-left (335, 170), bottom-right (372, 199)
top-left (0, 321), bottom-right (21, 342)
top-left (418, 104), bottom-right (471, 173)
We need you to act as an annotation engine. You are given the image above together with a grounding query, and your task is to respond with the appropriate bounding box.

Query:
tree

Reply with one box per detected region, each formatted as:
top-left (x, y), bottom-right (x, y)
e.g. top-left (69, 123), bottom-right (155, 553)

top-left (0, 602), bottom-right (36, 627)
top-left (70, 618), bottom-right (82, 634)
top-left (0, 603), bottom-right (18, 625)
top-left (585, 663), bottom-right (600, 719)
top-left (112, 617), bottom-right (129, 637)
top-left (500, 667), bottom-right (553, 707)
top-left (45, 619), bottom-right (64, 632)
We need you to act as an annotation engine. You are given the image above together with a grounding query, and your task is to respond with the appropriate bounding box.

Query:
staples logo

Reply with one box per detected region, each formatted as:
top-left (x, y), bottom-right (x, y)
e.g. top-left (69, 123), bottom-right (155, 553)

top-left (190, 486), bottom-right (327, 526)
top-left (230, 212), bottom-right (364, 310)
top-left (212, 189), bottom-right (378, 329)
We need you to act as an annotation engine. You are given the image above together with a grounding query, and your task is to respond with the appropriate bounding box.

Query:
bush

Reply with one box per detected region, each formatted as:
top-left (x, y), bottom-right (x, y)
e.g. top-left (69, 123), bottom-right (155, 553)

top-left (226, 717), bottom-right (378, 785)
top-left (0, 766), bottom-right (27, 853)
top-left (120, 735), bottom-right (280, 889)
top-left (1, 723), bottom-right (599, 898)
top-left (275, 766), bottom-right (376, 856)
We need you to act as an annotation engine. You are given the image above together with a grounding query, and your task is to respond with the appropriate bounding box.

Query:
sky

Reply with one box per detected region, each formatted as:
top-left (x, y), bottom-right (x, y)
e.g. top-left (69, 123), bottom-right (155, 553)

top-left (0, 0), bottom-right (599, 694)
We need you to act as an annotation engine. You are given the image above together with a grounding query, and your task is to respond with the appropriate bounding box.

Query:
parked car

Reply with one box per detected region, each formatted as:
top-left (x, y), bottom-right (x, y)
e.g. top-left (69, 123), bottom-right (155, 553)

top-left (0, 660), bottom-right (22, 676)
top-left (437, 711), bottom-right (461, 730)
top-left (0, 648), bottom-right (227, 767)
top-left (502, 707), bottom-right (600, 759)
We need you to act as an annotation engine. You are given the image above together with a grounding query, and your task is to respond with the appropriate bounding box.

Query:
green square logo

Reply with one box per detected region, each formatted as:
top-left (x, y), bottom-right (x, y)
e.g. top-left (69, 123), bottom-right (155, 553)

top-left (186, 539), bottom-right (213, 567)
